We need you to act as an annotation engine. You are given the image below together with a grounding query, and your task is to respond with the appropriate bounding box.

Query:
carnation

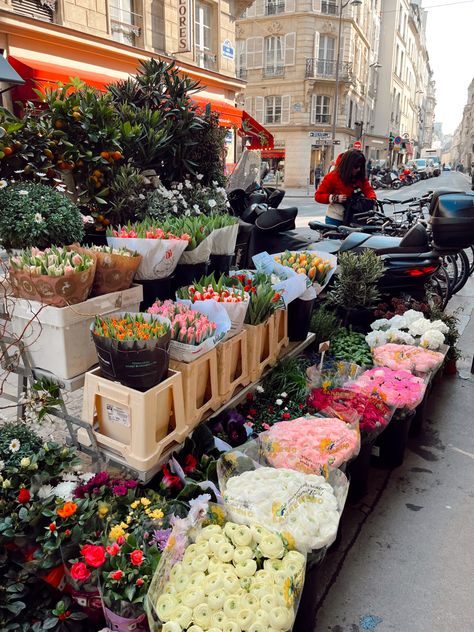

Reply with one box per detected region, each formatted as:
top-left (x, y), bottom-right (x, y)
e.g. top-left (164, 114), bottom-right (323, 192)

top-left (419, 329), bottom-right (445, 350)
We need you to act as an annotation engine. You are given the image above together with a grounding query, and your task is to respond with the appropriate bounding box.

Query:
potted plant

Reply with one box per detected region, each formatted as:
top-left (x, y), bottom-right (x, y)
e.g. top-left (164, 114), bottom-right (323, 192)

top-left (326, 250), bottom-right (384, 332)
top-left (0, 182), bottom-right (85, 251)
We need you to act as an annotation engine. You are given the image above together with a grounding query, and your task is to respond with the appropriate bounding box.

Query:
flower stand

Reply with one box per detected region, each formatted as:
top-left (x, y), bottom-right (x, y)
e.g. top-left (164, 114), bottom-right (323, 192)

top-left (273, 308), bottom-right (289, 359)
top-left (347, 440), bottom-right (373, 502)
top-left (79, 368), bottom-right (189, 471)
top-left (170, 348), bottom-right (221, 428)
top-left (216, 328), bottom-right (250, 401)
top-left (244, 314), bottom-right (277, 382)
top-left (371, 411), bottom-right (414, 469)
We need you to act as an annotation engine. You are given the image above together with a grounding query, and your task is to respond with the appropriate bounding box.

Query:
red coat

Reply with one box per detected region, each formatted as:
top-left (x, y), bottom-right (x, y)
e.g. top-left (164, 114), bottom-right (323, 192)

top-left (315, 170), bottom-right (376, 203)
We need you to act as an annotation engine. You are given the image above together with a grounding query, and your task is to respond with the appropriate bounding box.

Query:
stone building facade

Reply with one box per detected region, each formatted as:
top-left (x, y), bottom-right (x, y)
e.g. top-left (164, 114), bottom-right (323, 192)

top-left (451, 79), bottom-right (474, 172)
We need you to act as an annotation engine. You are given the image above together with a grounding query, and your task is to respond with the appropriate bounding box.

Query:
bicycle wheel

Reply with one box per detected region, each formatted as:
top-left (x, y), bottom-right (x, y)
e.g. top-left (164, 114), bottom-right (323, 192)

top-left (451, 250), bottom-right (470, 294)
top-left (465, 246), bottom-right (474, 275)
top-left (428, 264), bottom-right (451, 311)
top-left (442, 255), bottom-right (458, 294)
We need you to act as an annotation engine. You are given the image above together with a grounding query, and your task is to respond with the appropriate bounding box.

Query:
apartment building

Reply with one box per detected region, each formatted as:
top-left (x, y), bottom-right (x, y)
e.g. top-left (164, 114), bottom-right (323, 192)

top-left (451, 78), bottom-right (474, 171)
top-left (0, 0), bottom-right (253, 134)
top-left (373, 0), bottom-right (433, 164)
top-left (236, 0), bottom-right (384, 186)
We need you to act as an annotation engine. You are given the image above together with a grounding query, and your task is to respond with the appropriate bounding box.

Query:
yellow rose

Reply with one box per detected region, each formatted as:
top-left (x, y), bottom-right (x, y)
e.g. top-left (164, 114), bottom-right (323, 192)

top-left (140, 497), bottom-right (151, 507)
top-left (149, 509), bottom-right (164, 520)
top-left (108, 525), bottom-right (124, 541)
top-left (20, 457), bottom-right (30, 468)
top-left (97, 503), bottom-right (109, 518)
top-left (130, 500), bottom-right (139, 509)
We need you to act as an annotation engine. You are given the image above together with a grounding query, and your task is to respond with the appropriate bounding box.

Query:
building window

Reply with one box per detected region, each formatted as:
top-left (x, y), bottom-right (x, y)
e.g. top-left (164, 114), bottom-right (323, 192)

top-left (312, 95), bottom-right (331, 124)
top-left (264, 36), bottom-right (284, 76)
top-left (321, 0), bottom-right (338, 14)
top-left (265, 0), bottom-right (285, 14)
top-left (317, 35), bottom-right (336, 76)
top-left (12, 0), bottom-right (54, 22)
top-left (110, 0), bottom-right (141, 44)
top-left (265, 96), bottom-right (282, 124)
top-left (195, 1), bottom-right (216, 70)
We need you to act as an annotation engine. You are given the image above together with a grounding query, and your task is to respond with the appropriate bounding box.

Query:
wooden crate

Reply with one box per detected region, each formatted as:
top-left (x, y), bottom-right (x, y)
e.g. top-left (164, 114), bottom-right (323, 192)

top-left (170, 347), bottom-right (221, 428)
top-left (80, 368), bottom-right (189, 471)
top-left (273, 309), bottom-right (289, 359)
top-left (216, 329), bottom-right (250, 402)
top-left (245, 314), bottom-right (277, 382)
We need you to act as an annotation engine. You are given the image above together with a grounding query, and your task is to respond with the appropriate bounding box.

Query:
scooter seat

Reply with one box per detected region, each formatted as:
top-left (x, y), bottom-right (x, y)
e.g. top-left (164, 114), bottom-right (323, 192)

top-left (340, 223), bottom-right (430, 254)
top-left (309, 220), bottom-right (335, 231)
top-left (308, 240), bottom-right (341, 254)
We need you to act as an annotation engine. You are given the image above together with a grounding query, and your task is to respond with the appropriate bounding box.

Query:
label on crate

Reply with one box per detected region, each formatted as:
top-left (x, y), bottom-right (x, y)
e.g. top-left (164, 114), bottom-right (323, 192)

top-left (106, 404), bottom-right (130, 427)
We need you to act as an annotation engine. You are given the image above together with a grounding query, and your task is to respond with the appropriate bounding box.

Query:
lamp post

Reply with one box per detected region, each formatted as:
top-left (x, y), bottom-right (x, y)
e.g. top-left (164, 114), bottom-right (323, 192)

top-left (331, 0), bottom-right (362, 160)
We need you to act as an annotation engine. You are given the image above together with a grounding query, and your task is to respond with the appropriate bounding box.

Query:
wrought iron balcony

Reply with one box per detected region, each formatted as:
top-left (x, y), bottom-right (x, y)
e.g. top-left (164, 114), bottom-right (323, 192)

top-left (196, 51), bottom-right (218, 71)
top-left (263, 66), bottom-right (285, 78)
top-left (321, 1), bottom-right (338, 14)
top-left (109, 1), bottom-right (143, 45)
top-left (305, 58), bottom-right (353, 81)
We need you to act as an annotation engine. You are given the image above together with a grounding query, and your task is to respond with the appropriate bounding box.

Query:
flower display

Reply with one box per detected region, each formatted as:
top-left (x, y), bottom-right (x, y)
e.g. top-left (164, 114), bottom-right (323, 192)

top-left (148, 301), bottom-right (217, 346)
top-left (222, 465), bottom-right (343, 552)
top-left (349, 367), bottom-right (426, 410)
top-left (92, 313), bottom-right (170, 342)
top-left (273, 250), bottom-right (333, 285)
top-left (178, 284), bottom-right (247, 304)
top-left (259, 416), bottom-right (360, 472)
top-left (109, 221), bottom-right (190, 241)
top-left (367, 312), bottom-right (448, 350)
top-left (9, 246), bottom-right (94, 277)
top-left (155, 521), bottom-right (305, 632)
top-left (86, 244), bottom-right (140, 257)
top-left (372, 343), bottom-right (445, 374)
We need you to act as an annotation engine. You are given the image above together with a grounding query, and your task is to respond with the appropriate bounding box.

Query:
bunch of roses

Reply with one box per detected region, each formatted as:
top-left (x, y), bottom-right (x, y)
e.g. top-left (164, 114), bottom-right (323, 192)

top-left (108, 495), bottom-right (166, 542)
top-left (148, 300), bottom-right (217, 346)
top-left (366, 310), bottom-right (449, 350)
top-left (307, 387), bottom-right (393, 436)
top-left (223, 466), bottom-right (341, 552)
top-left (372, 343), bottom-right (445, 374)
top-left (156, 522), bottom-right (305, 632)
top-left (348, 367), bottom-right (426, 410)
top-left (259, 416), bottom-right (360, 473)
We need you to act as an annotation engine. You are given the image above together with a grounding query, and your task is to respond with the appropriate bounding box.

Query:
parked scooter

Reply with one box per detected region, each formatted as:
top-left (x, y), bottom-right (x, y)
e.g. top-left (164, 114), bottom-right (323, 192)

top-left (371, 168), bottom-right (402, 190)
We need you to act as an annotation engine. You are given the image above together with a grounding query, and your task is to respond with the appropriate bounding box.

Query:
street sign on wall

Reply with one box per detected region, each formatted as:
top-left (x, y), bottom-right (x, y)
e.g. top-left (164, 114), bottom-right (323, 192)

top-left (222, 39), bottom-right (235, 60)
top-left (309, 131), bottom-right (331, 139)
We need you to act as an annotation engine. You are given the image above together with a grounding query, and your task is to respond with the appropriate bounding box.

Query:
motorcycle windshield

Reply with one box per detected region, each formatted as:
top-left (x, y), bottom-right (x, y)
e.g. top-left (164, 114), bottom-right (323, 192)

top-left (226, 149), bottom-right (263, 192)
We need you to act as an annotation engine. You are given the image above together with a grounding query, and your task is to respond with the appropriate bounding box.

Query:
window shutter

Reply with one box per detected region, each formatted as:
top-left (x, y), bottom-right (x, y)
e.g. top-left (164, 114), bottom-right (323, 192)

top-left (255, 0), bottom-right (265, 16)
top-left (313, 31), bottom-right (320, 58)
top-left (255, 96), bottom-right (265, 123)
top-left (246, 2), bottom-right (256, 17)
top-left (245, 97), bottom-right (253, 115)
top-left (312, 0), bottom-right (321, 11)
top-left (254, 36), bottom-right (264, 68)
top-left (310, 95), bottom-right (317, 124)
top-left (238, 40), bottom-right (247, 70)
top-left (285, 0), bottom-right (295, 12)
top-left (281, 95), bottom-right (291, 124)
top-left (246, 38), bottom-right (255, 69)
top-left (284, 33), bottom-right (296, 66)
top-left (12, 0), bottom-right (53, 21)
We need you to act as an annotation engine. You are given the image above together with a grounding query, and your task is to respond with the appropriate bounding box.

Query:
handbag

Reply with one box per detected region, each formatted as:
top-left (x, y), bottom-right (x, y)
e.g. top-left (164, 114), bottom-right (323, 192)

top-left (343, 189), bottom-right (375, 224)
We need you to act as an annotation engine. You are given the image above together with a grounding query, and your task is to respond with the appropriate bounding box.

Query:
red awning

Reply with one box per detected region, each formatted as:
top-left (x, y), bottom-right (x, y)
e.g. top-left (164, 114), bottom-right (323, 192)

top-left (8, 56), bottom-right (111, 100)
top-left (261, 149), bottom-right (284, 159)
top-left (242, 111), bottom-right (274, 150)
top-left (193, 95), bottom-right (243, 128)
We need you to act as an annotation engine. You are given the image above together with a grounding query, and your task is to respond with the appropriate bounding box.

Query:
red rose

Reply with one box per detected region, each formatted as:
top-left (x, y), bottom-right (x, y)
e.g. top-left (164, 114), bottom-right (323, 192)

top-left (110, 570), bottom-right (123, 581)
top-left (117, 536), bottom-right (125, 545)
top-left (282, 412), bottom-right (291, 420)
top-left (70, 562), bottom-right (91, 583)
top-left (183, 454), bottom-right (198, 474)
top-left (49, 523), bottom-right (56, 532)
top-left (130, 550), bottom-right (143, 566)
top-left (136, 578), bottom-right (144, 586)
top-left (81, 544), bottom-right (106, 568)
top-left (106, 542), bottom-right (120, 556)
top-left (18, 489), bottom-right (30, 504)
top-left (65, 529), bottom-right (71, 537)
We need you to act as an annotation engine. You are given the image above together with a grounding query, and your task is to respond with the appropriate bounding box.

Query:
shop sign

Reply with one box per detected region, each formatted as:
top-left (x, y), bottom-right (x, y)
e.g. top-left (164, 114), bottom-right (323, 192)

top-left (222, 40), bottom-right (235, 60)
top-left (225, 129), bottom-right (234, 144)
top-left (178, 0), bottom-right (192, 53)
top-left (309, 131), bottom-right (331, 140)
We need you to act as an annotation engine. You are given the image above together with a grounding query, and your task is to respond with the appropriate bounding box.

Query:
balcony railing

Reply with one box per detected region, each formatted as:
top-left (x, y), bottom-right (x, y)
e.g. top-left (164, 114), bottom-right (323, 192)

top-left (196, 51), bottom-right (218, 71)
top-left (263, 66), bottom-right (285, 78)
top-left (265, 1), bottom-right (285, 14)
top-left (237, 68), bottom-right (248, 79)
top-left (109, 2), bottom-right (143, 45)
top-left (321, 1), bottom-right (338, 14)
top-left (305, 58), bottom-right (353, 80)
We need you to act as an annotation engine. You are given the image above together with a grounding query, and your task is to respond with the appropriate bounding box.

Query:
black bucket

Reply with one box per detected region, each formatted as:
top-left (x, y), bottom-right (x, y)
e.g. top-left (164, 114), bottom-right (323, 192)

top-left (208, 254), bottom-right (234, 277)
top-left (82, 231), bottom-right (108, 247)
top-left (347, 440), bottom-right (373, 502)
top-left (93, 330), bottom-right (171, 392)
top-left (173, 261), bottom-right (209, 293)
top-left (136, 275), bottom-right (175, 311)
top-left (371, 411), bottom-right (414, 469)
top-left (287, 297), bottom-right (316, 342)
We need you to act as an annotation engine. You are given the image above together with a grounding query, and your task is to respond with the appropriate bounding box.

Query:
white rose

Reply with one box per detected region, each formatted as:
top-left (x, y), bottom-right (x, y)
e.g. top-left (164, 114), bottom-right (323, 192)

top-left (235, 558), bottom-right (257, 578)
top-left (259, 533), bottom-right (285, 559)
top-left (156, 595), bottom-right (178, 622)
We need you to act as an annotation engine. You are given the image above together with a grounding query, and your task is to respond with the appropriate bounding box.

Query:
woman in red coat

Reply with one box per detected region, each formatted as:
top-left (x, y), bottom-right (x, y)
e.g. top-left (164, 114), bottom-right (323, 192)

top-left (315, 149), bottom-right (376, 226)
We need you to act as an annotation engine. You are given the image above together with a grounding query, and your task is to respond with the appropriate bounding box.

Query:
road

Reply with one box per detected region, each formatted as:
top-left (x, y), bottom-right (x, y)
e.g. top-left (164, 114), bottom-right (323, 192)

top-left (286, 170), bottom-right (471, 228)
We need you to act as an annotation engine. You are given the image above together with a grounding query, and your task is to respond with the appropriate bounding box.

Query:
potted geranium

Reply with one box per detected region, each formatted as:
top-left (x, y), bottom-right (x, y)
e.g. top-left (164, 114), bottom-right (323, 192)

top-left (0, 181), bottom-right (85, 251)
top-left (91, 312), bottom-right (171, 390)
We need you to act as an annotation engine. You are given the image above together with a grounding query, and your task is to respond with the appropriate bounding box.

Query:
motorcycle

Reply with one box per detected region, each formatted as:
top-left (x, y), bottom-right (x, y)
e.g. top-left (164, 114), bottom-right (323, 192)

top-left (371, 168), bottom-right (402, 190)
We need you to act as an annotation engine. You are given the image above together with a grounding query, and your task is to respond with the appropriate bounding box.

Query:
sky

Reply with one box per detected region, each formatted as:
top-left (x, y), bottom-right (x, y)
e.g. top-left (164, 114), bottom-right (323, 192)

top-left (424, 0), bottom-right (474, 135)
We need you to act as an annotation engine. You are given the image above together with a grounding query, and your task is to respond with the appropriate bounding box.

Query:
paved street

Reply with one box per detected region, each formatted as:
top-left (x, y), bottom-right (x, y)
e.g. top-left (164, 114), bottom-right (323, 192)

top-left (282, 171), bottom-right (472, 228)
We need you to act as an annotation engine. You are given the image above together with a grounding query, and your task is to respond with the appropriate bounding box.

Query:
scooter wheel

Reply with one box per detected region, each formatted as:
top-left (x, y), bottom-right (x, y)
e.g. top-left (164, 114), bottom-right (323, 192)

top-left (392, 181), bottom-right (402, 190)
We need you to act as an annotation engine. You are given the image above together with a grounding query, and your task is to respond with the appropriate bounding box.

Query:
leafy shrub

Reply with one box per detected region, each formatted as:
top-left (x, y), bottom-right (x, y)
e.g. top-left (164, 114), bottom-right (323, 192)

top-left (0, 422), bottom-right (42, 467)
top-left (0, 182), bottom-right (84, 250)
top-left (327, 250), bottom-right (384, 310)
top-left (309, 305), bottom-right (342, 346)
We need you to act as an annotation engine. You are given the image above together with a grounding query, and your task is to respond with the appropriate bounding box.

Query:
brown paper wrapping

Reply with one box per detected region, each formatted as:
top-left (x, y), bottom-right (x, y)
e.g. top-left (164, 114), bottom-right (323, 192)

top-left (69, 245), bottom-right (142, 296)
top-left (9, 264), bottom-right (96, 307)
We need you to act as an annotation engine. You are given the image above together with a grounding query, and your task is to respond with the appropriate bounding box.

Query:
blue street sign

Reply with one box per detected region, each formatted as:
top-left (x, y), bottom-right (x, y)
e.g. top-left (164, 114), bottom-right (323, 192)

top-left (394, 136), bottom-right (402, 145)
top-left (222, 40), bottom-right (235, 60)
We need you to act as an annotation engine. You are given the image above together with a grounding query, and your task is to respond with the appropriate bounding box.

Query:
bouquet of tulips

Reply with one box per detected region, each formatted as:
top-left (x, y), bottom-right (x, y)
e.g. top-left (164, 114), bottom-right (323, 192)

top-left (208, 213), bottom-right (239, 256)
top-left (106, 219), bottom-right (190, 280)
top-left (274, 250), bottom-right (335, 288)
top-left (229, 271), bottom-right (283, 326)
top-left (148, 300), bottom-right (230, 362)
top-left (92, 312), bottom-right (170, 344)
top-left (9, 246), bottom-right (96, 306)
top-left (167, 216), bottom-right (215, 264)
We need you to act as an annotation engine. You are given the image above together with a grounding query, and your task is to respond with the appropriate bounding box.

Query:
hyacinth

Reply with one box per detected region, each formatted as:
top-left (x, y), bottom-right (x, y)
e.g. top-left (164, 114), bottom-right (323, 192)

top-left (93, 313), bottom-right (170, 342)
top-left (9, 246), bottom-right (94, 277)
top-left (148, 300), bottom-right (217, 346)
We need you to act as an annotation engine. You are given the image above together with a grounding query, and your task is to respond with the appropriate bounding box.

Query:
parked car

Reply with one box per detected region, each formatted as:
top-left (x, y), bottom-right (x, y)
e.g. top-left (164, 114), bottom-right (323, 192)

top-left (413, 158), bottom-right (431, 179)
top-left (443, 163), bottom-right (452, 171)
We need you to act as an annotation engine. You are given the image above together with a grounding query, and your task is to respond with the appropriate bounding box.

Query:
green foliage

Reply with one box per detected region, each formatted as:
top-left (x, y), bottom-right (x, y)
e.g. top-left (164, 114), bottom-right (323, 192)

top-left (309, 305), bottom-right (342, 346)
top-left (327, 250), bottom-right (384, 309)
top-left (186, 109), bottom-right (227, 187)
top-left (0, 182), bottom-right (84, 250)
top-left (262, 356), bottom-right (310, 401)
top-left (330, 328), bottom-right (373, 367)
top-left (0, 422), bottom-right (42, 467)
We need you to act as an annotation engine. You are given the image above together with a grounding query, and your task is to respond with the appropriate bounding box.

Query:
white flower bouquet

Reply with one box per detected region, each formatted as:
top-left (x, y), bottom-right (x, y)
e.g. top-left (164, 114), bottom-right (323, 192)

top-left (367, 310), bottom-right (449, 351)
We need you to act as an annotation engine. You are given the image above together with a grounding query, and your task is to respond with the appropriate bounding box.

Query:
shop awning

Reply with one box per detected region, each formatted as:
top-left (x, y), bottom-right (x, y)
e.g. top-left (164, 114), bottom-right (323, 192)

top-left (193, 95), bottom-right (243, 128)
top-left (0, 56), bottom-right (25, 85)
top-left (242, 110), bottom-right (274, 150)
top-left (261, 149), bottom-right (284, 159)
top-left (8, 56), bottom-right (110, 100)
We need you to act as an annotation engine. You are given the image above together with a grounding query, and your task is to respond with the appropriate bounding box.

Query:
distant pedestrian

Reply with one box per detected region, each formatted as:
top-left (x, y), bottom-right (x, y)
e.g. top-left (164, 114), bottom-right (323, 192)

top-left (367, 159), bottom-right (373, 178)
top-left (314, 165), bottom-right (323, 190)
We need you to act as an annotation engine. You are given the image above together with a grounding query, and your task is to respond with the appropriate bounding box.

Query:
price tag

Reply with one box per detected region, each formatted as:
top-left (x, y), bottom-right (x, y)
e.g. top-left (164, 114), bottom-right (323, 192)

top-left (252, 251), bottom-right (276, 274)
top-left (319, 341), bottom-right (330, 370)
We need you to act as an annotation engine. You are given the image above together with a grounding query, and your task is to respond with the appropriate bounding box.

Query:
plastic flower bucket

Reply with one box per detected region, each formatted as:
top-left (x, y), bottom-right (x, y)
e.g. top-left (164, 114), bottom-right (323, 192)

top-left (91, 313), bottom-right (171, 391)
top-left (103, 605), bottom-right (150, 631)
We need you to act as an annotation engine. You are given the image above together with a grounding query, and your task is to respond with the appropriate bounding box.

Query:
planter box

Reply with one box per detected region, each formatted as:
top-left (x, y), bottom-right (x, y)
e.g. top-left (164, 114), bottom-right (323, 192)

top-left (170, 348), bottom-right (221, 428)
top-left (273, 309), bottom-right (289, 359)
top-left (216, 329), bottom-right (250, 401)
top-left (9, 285), bottom-right (143, 380)
top-left (244, 315), bottom-right (277, 382)
top-left (80, 368), bottom-right (189, 471)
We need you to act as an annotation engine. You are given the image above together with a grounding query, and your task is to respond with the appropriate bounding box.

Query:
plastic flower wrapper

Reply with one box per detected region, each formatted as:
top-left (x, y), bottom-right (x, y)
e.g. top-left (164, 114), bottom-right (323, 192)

top-left (244, 261), bottom-right (308, 307)
top-left (367, 312), bottom-right (449, 351)
top-left (145, 499), bottom-right (307, 632)
top-left (256, 416), bottom-right (360, 474)
top-left (209, 214), bottom-right (239, 256)
top-left (371, 343), bottom-right (446, 376)
top-left (348, 367), bottom-right (428, 411)
top-left (217, 448), bottom-right (348, 555)
top-left (148, 300), bottom-right (231, 363)
top-left (270, 249), bottom-right (338, 295)
top-left (306, 360), bottom-right (364, 391)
